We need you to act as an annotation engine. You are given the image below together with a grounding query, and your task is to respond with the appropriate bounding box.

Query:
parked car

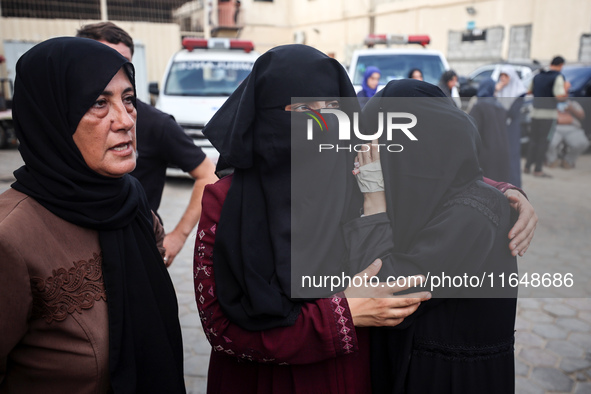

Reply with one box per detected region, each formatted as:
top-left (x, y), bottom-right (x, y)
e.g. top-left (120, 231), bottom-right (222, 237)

top-left (562, 64), bottom-right (591, 97)
top-left (0, 78), bottom-right (15, 149)
top-left (149, 37), bottom-right (259, 175)
top-left (349, 48), bottom-right (449, 93)
top-left (348, 35), bottom-right (449, 93)
top-left (0, 109), bottom-right (15, 149)
top-left (458, 61), bottom-right (541, 98)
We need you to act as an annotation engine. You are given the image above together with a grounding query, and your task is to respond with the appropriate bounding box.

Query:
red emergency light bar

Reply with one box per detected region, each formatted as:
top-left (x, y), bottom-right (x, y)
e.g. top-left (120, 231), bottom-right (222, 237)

top-left (364, 34), bottom-right (431, 48)
top-left (182, 37), bottom-right (254, 53)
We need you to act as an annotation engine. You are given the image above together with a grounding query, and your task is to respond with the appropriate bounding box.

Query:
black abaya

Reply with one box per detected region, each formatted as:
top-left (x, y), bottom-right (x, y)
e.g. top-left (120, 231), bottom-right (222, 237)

top-left (357, 80), bottom-right (517, 393)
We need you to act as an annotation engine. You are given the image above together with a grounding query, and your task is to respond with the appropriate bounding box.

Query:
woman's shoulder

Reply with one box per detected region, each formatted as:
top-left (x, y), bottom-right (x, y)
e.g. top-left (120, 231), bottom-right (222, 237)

top-left (205, 174), bottom-right (232, 199)
top-left (201, 175), bottom-right (233, 219)
top-left (0, 188), bottom-right (95, 242)
top-left (0, 189), bottom-right (41, 225)
top-left (442, 181), bottom-right (509, 226)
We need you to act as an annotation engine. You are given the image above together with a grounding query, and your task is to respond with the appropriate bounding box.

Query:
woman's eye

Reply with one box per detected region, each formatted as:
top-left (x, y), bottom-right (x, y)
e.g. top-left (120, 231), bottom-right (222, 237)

top-left (93, 99), bottom-right (107, 108)
top-left (326, 101), bottom-right (340, 109)
top-left (123, 95), bottom-right (136, 107)
top-left (294, 105), bottom-right (311, 112)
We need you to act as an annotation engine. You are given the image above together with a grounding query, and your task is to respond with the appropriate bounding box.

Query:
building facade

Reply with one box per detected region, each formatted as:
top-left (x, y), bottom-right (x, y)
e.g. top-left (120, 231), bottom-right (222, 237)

top-left (1, 0), bottom-right (591, 101)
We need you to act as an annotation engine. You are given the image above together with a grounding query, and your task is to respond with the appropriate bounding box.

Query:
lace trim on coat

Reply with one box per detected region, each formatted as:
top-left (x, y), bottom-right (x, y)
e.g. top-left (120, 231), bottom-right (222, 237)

top-left (412, 336), bottom-right (515, 362)
top-left (442, 182), bottom-right (501, 226)
top-left (31, 252), bottom-right (107, 323)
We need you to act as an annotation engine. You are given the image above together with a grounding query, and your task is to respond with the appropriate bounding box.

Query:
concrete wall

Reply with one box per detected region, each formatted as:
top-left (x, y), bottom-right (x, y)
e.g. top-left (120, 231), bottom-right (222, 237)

top-left (239, 0), bottom-right (372, 61)
top-left (580, 34), bottom-right (591, 63)
top-left (447, 26), bottom-right (505, 75)
top-left (0, 18), bottom-right (181, 86)
top-left (2, 0), bottom-right (590, 85)
top-left (507, 24), bottom-right (532, 61)
top-left (232, 0), bottom-right (591, 71)
top-left (370, 0), bottom-right (591, 69)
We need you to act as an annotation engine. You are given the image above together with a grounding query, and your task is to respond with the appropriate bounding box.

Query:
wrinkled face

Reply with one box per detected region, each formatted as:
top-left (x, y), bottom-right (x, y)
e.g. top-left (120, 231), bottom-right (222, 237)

top-left (284, 100), bottom-right (340, 112)
top-left (411, 70), bottom-right (423, 81)
top-left (366, 72), bottom-right (381, 90)
top-left (72, 68), bottom-right (137, 178)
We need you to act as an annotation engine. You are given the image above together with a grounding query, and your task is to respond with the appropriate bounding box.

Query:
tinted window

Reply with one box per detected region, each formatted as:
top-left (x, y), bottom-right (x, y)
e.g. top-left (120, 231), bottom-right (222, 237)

top-left (471, 69), bottom-right (494, 83)
top-left (165, 60), bottom-right (254, 96)
top-left (353, 54), bottom-right (446, 85)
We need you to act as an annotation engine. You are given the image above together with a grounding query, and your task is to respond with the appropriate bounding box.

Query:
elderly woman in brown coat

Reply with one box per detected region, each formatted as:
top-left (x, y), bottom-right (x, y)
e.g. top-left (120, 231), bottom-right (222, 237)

top-left (0, 37), bottom-right (185, 393)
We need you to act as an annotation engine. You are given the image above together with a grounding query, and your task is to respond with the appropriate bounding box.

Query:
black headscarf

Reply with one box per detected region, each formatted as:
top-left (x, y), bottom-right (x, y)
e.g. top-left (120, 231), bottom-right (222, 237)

top-left (12, 37), bottom-right (185, 393)
top-left (204, 44), bottom-right (360, 331)
top-left (477, 78), bottom-right (496, 97)
top-left (363, 79), bottom-right (483, 254)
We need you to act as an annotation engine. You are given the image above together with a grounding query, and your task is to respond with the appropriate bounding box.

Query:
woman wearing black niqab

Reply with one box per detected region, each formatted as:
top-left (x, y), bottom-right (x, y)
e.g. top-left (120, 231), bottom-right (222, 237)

top-left (348, 79), bottom-right (517, 393)
top-left (0, 37), bottom-right (185, 393)
top-left (193, 45), bottom-right (430, 393)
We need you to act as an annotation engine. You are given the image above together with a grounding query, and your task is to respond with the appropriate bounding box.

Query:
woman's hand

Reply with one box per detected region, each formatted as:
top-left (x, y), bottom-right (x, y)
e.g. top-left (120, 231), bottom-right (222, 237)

top-left (505, 189), bottom-right (538, 256)
top-left (344, 259), bottom-right (431, 327)
top-left (353, 140), bottom-right (387, 215)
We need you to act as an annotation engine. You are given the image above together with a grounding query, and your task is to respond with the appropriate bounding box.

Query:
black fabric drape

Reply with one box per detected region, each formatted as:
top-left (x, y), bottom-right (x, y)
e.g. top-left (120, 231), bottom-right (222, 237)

top-left (363, 79), bottom-right (483, 254)
top-left (362, 80), bottom-right (516, 394)
top-left (469, 78), bottom-right (511, 182)
top-left (203, 44), bottom-right (361, 331)
top-left (11, 37), bottom-right (185, 393)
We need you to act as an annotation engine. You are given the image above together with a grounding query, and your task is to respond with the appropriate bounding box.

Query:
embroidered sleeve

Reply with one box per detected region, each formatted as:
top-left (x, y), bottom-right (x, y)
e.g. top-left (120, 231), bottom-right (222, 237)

top-left (483, 177), bottom-right (527, 199)
top-left (194, 179), bottom-right (358, 365)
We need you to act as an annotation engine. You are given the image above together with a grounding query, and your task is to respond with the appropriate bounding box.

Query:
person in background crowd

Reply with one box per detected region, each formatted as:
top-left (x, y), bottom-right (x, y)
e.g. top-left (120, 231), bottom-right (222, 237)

top-left (524, 56), bottom-right (569, 178)
top-left (469, 78), bottom-right (511, 182)
top-left (77, 22), bottom-right (218, 266)
top-left (495, 65), bottom-right (528, 187)
top-left (0, 37), bottom-right (185, 394)
top-left (357, 66), bottom-right (381, 107)
top-left (546, 99), bottom-right (589, 169)
top-left (408, 68), bottom-right (424, 81)
top-left (438, 69), bottom-right (461, 107)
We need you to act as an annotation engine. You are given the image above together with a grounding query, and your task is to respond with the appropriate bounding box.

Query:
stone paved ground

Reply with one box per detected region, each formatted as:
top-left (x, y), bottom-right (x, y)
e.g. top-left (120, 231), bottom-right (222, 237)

top-left (1, 147), bottom-right (590, 393)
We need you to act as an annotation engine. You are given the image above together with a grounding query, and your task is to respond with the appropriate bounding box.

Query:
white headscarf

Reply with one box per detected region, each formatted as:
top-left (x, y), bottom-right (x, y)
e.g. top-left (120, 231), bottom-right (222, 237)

top-left (496, 65), bottom-right (527, 109)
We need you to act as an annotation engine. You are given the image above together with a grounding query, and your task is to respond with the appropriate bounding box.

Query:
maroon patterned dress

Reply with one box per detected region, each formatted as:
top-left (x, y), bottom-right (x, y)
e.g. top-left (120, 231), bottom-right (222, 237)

top-left (194, 175), bottom-right (371, 393)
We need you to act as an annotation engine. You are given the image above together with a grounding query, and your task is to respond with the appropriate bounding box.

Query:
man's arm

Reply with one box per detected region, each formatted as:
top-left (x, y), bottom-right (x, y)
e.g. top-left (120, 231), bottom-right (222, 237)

top-left (554, 76), bottom-right (569, 101)
top-left (566, 100), bottom-right (585, 121)
top-left (163, 158), bottom-right (218, 266)
top-left (483, 177), bottom-right (538, 257)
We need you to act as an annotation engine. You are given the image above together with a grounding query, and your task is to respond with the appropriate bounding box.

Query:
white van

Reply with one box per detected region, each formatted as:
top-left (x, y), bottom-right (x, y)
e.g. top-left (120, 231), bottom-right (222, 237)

top-left (348, 35), bottom-right (449, 93)
top-left (150, 38), bottom-right (259, 168)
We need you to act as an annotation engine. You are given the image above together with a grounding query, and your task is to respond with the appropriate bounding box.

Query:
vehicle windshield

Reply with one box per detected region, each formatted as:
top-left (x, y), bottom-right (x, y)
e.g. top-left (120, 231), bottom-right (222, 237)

top-left (164, 60), bottom-right (254, 96)
top-left (352, 54), bottom-right (446, 85)
top-left (562, 66), bottom-right (591, 92)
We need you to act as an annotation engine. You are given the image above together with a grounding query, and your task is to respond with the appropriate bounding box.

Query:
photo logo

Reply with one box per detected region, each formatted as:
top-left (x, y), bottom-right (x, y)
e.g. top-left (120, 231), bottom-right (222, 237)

top-left (306, 109), bottom-right (329, 132)
top-left (305, 109), bottom-right (418, 152)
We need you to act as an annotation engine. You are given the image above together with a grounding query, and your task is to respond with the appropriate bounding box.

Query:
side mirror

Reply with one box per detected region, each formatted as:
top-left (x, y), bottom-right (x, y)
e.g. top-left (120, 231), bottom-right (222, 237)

top-left (148, 82), bottom-right (159, 96)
